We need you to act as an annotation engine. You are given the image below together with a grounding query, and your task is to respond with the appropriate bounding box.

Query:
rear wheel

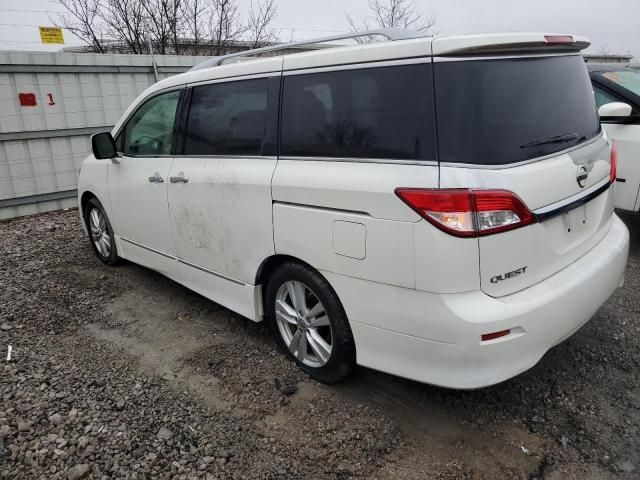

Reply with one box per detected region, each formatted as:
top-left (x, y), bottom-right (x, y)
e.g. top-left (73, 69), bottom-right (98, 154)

top-left (84, 197), bottom-right (120, 265)
top-left (266, 262), bottom-right (355, 384)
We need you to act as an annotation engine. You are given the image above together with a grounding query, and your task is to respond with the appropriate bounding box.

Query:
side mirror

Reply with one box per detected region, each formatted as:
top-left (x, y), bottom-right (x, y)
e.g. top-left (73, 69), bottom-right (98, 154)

top-left (91, 132), bottom-right (118, 160)
top-left (598, 102), bottom-right (633, 119)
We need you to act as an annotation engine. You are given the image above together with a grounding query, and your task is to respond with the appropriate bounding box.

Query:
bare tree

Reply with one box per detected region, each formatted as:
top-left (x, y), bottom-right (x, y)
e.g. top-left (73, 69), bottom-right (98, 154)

top-left (182, 0), bottom-right (209, 54)
top-left (51, 0), bottom-right (105, 52)
top-left (347, 0), bottom-right (436, 36)
top-left (209, 0), bottom-right (245, 55)
top-left (101, 0), bottom-right (148, 53)
top-left (597, 45), bottom-right (612, 57)
top-left (246, 0), bottom-right (278, 48)
top-left (55, 0), bottom-right (281, 55)
top-left (142, 0), bottom-right (184, 54)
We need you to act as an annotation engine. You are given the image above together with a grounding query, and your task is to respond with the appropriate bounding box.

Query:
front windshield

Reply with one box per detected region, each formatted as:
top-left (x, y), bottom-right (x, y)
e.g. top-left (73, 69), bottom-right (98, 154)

top-left (603, 70), bottom-right (640, 97)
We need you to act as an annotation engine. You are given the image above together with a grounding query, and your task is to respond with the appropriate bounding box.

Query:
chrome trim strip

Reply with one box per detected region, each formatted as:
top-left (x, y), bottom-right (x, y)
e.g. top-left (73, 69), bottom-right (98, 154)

top-left (173, 154), bottom-right (278, 160)
top-left (283, 56), bottom-right (432, 75)
top-left (278, 156), bottom-right (438, 166)
top-left (120, 237), bottom-right (175, 260)
top-left (439, 133), bottom-right (603, 170)
top-left (533, 177), bottom-right (610, 218)
top-left (177, 258), bottom-right (245, 286)
top-left (273, 201), bottom-right (371, 217)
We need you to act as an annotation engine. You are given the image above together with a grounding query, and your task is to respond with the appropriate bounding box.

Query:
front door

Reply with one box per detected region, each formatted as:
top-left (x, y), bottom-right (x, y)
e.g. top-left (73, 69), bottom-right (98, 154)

top-left (109, 89), bottom-right (182, 280)
top-left (167, 76), bottom-right (280, 318)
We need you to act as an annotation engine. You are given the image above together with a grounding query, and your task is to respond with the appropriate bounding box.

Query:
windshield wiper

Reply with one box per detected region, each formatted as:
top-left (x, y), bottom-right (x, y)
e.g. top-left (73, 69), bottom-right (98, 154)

top-left (520, 132), bottom-right (583, 149)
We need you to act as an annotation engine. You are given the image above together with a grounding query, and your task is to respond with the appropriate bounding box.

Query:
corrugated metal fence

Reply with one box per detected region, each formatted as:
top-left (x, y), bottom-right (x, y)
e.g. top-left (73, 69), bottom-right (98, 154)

top-left (0, 51), bottom-right (209, 220)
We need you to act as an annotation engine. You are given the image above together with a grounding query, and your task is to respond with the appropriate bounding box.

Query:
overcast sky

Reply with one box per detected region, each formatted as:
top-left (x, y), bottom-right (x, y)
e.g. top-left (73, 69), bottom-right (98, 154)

top-left (0, 0), bottom-right (637, 58)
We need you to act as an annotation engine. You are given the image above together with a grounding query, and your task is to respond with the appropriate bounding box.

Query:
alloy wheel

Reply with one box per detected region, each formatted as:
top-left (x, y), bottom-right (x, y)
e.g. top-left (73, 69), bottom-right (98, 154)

top-left (275, 280), bottom-right (333, 368)
top-left (89, 207), bottom-right (111, 258)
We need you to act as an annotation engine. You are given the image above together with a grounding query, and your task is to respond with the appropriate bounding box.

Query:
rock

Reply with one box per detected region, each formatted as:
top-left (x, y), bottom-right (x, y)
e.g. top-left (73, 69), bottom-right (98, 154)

top-left (68, 464), bottom-right (90, 480)
top-left (68, 408), bottom-right (78, 419)
top-left (617, 460), bottom-right (636, 473)
top-left (156, 427), bottom-right (173, 441)
top-left (54, 448), bottom-right (67, 458)
top-left (49, 413), bottom-right (63, 425)
top-left (77, 436), bottom-right (89, 449)
top-left (280, 386), bottom-right (298, 396)
top-left (0, 437), bottom-right (6, 459)
top-left (17, 421), bottom-right (30, 432)
top-left (115, 400), bottom-right (125, 411)
top-left (0, 323), bottom-right (10, 331)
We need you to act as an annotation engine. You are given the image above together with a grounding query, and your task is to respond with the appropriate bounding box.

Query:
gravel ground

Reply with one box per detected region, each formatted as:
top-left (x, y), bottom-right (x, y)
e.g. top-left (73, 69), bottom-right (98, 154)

top-left (1, 209), bottom-right (639, 479)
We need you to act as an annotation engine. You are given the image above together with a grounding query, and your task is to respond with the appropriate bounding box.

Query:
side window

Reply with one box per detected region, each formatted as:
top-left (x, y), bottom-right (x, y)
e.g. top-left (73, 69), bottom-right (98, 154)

top-left (594, 85), bottom-right (621, 109)
top-left (123, 90), bottom-right (180, 156)
top-left (184, 78), bottom-right (270, 156)
top-left (281, 63), bottom-right (435, 161)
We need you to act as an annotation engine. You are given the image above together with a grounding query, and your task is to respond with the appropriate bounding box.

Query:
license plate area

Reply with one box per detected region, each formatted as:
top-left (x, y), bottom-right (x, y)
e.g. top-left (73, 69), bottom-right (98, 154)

top-left (562, 204), bottom-right (588, 234)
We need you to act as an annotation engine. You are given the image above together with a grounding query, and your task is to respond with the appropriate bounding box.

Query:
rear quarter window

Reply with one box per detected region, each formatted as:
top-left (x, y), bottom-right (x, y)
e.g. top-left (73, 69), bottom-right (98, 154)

top-left (435, 55), bottom-right (601, 165)
top-left (281, 63), bottom-right (436, 161)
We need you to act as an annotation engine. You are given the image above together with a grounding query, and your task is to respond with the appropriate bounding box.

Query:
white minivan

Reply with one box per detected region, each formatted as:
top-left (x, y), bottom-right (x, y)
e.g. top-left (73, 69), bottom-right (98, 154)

top-left (589, 65), bottom-right (640, 212)
top-left (79, 31), bottom-right (629, 389)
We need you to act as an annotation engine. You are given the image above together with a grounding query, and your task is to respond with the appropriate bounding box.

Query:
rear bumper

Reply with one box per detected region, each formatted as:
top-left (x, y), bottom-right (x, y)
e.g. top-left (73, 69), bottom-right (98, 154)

top-left (322, 215), bottom-right (629, 389)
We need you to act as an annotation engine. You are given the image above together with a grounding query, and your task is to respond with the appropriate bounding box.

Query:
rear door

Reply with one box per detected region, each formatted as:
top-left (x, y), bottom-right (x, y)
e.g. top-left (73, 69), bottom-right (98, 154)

top-left (434, 54), bottom-right (614, 297)
top-left (166, 74), bottom-right (280, 317)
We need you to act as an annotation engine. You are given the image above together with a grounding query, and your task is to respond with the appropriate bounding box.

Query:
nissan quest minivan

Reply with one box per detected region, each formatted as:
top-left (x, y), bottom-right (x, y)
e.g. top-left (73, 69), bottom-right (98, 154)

top-left (79, 31), bottom-right (629, 389)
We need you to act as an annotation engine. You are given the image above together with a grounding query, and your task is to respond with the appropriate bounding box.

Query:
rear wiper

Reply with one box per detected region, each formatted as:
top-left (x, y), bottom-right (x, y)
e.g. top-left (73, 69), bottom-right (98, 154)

top-left (520, 132), bottom-right (584, 149)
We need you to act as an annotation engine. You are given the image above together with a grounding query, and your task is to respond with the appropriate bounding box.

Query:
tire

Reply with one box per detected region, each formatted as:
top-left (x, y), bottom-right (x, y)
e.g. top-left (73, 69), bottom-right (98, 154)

top-left (266, 261), bottom-right (356, 384)
top-left (84, 197), bottom-right (120, 266)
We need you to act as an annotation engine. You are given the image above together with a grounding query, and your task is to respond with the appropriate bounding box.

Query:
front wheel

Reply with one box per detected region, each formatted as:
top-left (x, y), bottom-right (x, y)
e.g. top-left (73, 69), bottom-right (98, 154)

top-left (266, 262), bottom-right (356, 384)
top-left (84, 197), bottom-right (120, 265)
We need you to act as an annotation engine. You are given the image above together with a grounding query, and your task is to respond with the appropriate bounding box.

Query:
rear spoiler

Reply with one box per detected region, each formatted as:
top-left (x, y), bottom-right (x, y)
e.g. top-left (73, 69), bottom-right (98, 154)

top-left (432, 33), bottom-right (590, 56)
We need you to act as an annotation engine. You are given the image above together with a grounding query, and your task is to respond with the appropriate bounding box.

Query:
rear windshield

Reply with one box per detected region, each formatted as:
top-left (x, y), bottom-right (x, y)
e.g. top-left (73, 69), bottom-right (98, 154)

top-left (435, 55), bottom-right (600, 165)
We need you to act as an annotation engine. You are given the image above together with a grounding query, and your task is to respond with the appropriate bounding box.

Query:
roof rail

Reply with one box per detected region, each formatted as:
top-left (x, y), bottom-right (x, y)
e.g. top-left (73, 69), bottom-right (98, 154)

top-left (190, 28), bottom-right (424, 71)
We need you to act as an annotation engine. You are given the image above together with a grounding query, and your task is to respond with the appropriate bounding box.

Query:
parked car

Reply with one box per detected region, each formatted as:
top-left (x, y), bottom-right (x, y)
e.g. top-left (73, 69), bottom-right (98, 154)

top-left (78, 31), bottom-right (629, 389)
top-left (589, 64), bottom-right (640, 212)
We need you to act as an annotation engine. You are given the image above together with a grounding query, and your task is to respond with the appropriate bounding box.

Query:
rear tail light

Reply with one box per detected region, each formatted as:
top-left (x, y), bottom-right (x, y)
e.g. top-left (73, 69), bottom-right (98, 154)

top-left (610, 141), bottom-right (617, 183)
top-left (395, 189), bottom-right (536, 238)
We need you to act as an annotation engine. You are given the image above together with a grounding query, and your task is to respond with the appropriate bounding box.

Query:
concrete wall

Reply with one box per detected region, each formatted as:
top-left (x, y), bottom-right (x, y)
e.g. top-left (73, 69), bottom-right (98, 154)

top-left (0, 51), bottom-right (210, 220)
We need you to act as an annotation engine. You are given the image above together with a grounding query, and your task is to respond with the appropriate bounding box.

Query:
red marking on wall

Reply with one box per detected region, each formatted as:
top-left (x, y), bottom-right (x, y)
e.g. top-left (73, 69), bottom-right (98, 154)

top-left (19, 93), bottom-right (37, 107)
top-left (47, 93), bottom-right (56, 105)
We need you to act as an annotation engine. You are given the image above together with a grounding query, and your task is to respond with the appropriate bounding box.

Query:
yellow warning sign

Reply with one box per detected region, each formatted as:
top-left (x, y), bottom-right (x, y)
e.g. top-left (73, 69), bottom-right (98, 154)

top-left (39, 26), bottom-right (64, 45)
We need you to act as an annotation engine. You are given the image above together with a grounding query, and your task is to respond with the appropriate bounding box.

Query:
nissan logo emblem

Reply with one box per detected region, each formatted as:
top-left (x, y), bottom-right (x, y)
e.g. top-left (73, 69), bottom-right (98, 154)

top-left (576, 165), bottom-right (588, 188)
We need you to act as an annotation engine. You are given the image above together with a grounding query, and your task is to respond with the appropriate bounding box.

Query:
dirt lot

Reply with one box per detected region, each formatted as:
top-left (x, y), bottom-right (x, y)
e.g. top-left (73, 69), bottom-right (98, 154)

top-left (1, 209), bottom-right (639, 479)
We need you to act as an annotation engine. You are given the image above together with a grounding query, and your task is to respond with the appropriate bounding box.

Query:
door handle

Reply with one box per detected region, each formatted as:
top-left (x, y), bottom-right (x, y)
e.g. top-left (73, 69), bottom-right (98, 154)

top-left (148, 174), bottom-right (164, 183)
top-left (169, 175), bottom-right (189, 184)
